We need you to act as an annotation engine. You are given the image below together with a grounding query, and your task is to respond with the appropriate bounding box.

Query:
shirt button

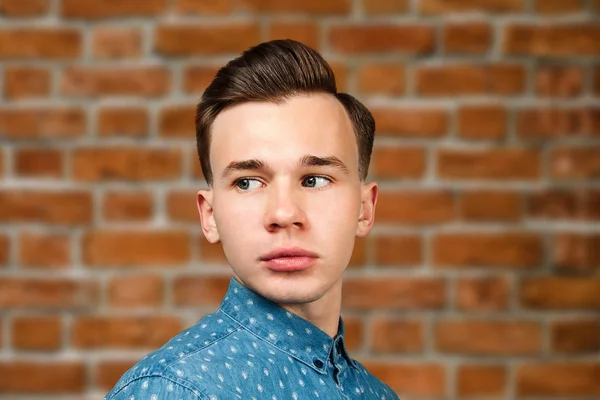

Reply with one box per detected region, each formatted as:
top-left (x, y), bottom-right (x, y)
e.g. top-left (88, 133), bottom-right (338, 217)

top-left (313, 358), bottom-right (324, 368)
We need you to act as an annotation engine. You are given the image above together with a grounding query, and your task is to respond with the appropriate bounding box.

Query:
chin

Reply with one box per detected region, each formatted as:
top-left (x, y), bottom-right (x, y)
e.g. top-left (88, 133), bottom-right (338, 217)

top-left (250, 273), bottom-right (332, 305)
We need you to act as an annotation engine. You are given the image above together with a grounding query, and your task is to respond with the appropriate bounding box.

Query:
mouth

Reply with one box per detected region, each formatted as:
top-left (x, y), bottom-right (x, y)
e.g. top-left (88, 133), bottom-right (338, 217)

top-left (260, 247), bottom-right (318, 272)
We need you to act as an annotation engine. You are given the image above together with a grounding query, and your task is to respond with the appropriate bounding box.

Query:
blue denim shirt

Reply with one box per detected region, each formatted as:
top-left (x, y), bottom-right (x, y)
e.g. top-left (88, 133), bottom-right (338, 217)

top-left (105, 278), bottom-right (399, 400)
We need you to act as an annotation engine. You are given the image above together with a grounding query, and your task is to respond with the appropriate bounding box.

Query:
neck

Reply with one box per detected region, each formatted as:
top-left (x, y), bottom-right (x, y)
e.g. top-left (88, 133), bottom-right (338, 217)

top-left (279, 279), bottom-right (343, 338)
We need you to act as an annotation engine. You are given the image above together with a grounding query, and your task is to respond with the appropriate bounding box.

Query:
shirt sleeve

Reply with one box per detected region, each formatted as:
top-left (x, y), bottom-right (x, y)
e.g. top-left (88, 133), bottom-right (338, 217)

top-left (105, 376), bottom-right (205, 400)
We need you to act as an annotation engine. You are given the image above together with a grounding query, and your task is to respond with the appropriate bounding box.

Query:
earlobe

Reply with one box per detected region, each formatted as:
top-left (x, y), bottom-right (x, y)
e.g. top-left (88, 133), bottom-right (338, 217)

top-left (197, 190), bottom-right (220, 243)
top-left (356, 182), bottom-right (378, 238)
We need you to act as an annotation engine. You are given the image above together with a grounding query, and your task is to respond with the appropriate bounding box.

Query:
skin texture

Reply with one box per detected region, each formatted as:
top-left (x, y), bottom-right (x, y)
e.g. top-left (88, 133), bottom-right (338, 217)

top-left (197, 93), bottom-right (377, 337)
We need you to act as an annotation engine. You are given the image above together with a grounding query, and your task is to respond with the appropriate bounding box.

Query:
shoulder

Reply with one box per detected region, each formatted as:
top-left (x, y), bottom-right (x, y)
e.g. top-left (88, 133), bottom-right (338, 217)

top-left (105, 312), bottom-right (242, 400)
top-left (105, 375), bottom-right (205, 400)
top-left (351, 359), bottom-right (401, 400)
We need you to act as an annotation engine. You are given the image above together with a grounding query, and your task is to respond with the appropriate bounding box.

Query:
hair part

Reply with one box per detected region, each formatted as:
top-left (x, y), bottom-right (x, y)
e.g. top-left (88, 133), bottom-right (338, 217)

top-left (196, 39), bottom-right (375, 186)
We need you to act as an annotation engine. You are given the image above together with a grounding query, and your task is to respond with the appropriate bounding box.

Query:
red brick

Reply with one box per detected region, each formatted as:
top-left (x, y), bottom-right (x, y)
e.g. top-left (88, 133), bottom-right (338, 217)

top-left (95, 360), bottom-right (137, 390)
top-left (527, 189), bottom-right (584, 220)
top-left (534, 0), bottom-right (582, 13)
top-left (330, 63), bottom-right (348, 92)
top-left (551, 148), bottom-right (600, 179)
top-left (14, 148), bottom-right (63, 178)
top-left (342, 277), bottom-right (445, 310)
top-left (102, 191), bottom-right (153, 222)
top-left (240, 0), bottom-right (350, 13)
top-left (371, 108), bottom-right (448, 138)
top-left (0, 0), bottom-right (48, 15)
top-left (0, 28), bottom-right (81, 59)
top-left (155, 24), bottom-right (260, 56)
top-left (0, 361), bottom-right (84, 393)
top-left (377, 191), bottom-right (454, 224)
top-left (436, 320), bottom-right (541, 355)
top-left (517, 363), bottom-right (600, 396)
top-left (159, 105), bottom-right (196, 137)
top-left (362, 0), bottom-right (408, 14)
top-left (12, 315), bottom-right (61, 350)
top-left (456, 276), bottom-right (510, 311)
top-left (83, 230), bottom-right (190, 267)
top-left (0, 190), bottom-right (92, 225)
top-left (183, 66), bottom-right (220, 94)
top-left (359, 362), bottom-right (445, 397)
top-left (458, 365), bottom-right (506, 396)
top-left (329, 25), bottom-right (435, 54)
top-left (373, 235), bottom-right (422, 266)
top-left (372, 147), bottom-right (425, 179)
top-left (520, 277), bottom-right (600, 310)
top-left (0, 278), bottom-right (98, 309)
top-left (176, 0), bottom-right (233, 14)
top-left (61, 0), bottom-right (166, 18)
top-left (357, 63), bottom-right (405, 95)
top-left (72, 316), bottom-right (182, 349)
top-left (72, 147), bottom-right (181, 181)
top-left (167, 190), bottom-right (197, 222)
top-left (18, 232), bottom-right (70, 268)
top-left (173, 275), bottom-right (231, 306)
top-left (3, 66), bottom-right (50, 99)
top-left (61, 67), bottom-right (170, 97)
top-left (371, 318), bottom-right (423, 353)
top-left (420, 0), bottom-right (524, 13)
top-left (504, 24), bottom-right (600, 56)
top-left (0, 234), bottom-right (8, 266)
top-left (596, 66), bottom-right (600, 94)
top-left (444, 22), bottom-right (492, 53)
top-left (0, 108), bottom-right (85, 139)
top-left (535, 66), bottom-right (584, 97)
top-left (551, 319), bottom-right (600, 354)
top-left (554, 233), bottom-right (600, 272)
top-left (91, 27), bottom-right (142, 59)
top-left (198, 240), bottom-right (228, 264)
top-left (437, 148), bottom-right (541, 180)
top-left (434, 233), bottom-right (542, 268)
top-left (460, 191), bottom-right (521, 222)
top-left (416, 64), bottom-right (525, 96)
top-left (98, 107), bottom-right (148, 137)
top-left (458, 105), bottom-right (507, 140)
top-left (517, 108), bottom-right (600, 139)
top-left (342, 317), bottom-right (363, 351)
top-left (108, 274), bottom-right (164, 309)
top-left (267, 22), bottom-right (319, 50)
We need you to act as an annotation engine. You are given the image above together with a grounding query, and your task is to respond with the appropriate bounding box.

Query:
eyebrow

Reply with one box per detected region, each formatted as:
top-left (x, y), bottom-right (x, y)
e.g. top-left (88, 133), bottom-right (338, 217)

top-left (220, 154), bottom-right (349, 179)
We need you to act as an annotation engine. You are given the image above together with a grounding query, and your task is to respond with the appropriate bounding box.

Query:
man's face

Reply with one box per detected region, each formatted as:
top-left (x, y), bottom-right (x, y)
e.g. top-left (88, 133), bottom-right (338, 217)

top-left (197, 93), bottom-right (377, 306)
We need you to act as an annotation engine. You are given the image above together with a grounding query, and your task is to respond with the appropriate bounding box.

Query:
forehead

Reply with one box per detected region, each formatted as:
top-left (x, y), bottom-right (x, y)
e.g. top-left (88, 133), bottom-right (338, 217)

top-left (209, 94), bottom-right (357, 169)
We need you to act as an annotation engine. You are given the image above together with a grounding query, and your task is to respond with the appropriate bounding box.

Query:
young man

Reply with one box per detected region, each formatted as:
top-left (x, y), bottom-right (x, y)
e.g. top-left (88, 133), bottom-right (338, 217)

top-left (105, 40), bottom-right (398, 400)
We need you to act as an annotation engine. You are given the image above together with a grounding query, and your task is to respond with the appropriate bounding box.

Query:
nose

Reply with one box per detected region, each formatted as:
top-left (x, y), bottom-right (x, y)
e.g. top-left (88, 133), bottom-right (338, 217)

top-left (263, 182), bottom-right (307, 232)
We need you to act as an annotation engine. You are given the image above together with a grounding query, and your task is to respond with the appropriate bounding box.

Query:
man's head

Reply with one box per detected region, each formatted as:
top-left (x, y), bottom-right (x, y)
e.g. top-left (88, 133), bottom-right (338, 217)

top-left (195, 40), bottom-right (378, 307)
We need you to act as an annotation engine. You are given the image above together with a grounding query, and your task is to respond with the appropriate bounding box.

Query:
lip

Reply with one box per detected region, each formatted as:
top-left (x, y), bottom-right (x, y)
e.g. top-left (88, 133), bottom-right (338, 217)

top-left (260, 247), bottom-right (318, 272)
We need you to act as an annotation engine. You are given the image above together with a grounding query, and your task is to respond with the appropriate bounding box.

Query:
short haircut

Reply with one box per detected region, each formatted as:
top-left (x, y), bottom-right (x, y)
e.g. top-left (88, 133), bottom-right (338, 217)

top-left (195, 39), bottom-right (375, 186)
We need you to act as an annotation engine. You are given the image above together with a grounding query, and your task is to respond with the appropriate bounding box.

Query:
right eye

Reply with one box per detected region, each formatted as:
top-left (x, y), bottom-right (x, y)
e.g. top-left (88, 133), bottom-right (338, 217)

top-left (235, 178), bottom-right (263, 191)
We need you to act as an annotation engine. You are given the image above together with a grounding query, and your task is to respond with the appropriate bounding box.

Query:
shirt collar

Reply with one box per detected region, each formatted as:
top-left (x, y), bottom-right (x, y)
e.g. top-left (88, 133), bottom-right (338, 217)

top-left (218, 277), bottom-right (357, 373)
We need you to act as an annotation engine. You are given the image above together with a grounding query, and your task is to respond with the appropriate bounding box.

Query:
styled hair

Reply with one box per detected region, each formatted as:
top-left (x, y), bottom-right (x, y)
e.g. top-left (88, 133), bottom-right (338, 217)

top-left (195, 39), bottom-right (375, 186)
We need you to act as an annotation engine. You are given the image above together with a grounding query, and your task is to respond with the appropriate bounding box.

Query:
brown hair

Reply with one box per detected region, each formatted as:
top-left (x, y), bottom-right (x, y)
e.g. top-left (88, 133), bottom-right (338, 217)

top-left (195, 39), bottom-right (375, 186)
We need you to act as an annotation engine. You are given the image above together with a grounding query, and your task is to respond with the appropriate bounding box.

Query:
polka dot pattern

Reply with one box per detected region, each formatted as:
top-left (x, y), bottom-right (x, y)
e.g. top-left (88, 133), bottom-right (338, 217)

top-left (105, 278), bottom-right (399, 399)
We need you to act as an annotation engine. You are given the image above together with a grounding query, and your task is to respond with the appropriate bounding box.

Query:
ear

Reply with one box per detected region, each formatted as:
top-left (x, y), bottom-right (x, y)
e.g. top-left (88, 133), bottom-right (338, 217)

top-left (356, 181), bottom-right (378, 238)
top-left (197, 189), bottom-right (220, 243)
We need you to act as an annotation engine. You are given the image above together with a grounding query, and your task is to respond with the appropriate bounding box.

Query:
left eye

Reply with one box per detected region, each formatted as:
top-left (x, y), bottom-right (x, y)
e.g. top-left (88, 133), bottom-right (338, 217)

top-left (302, 176), bottom-right (330, 188)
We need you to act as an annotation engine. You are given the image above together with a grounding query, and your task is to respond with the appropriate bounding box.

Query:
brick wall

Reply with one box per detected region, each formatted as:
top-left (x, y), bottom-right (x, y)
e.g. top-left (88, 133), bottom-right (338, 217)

top-left (0, 0), bottom-right (599, 398)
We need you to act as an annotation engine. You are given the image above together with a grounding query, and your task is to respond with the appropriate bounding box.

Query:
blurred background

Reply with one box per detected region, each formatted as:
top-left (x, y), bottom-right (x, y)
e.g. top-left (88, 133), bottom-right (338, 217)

top-left (0, 0), bottom-right (599, 399)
